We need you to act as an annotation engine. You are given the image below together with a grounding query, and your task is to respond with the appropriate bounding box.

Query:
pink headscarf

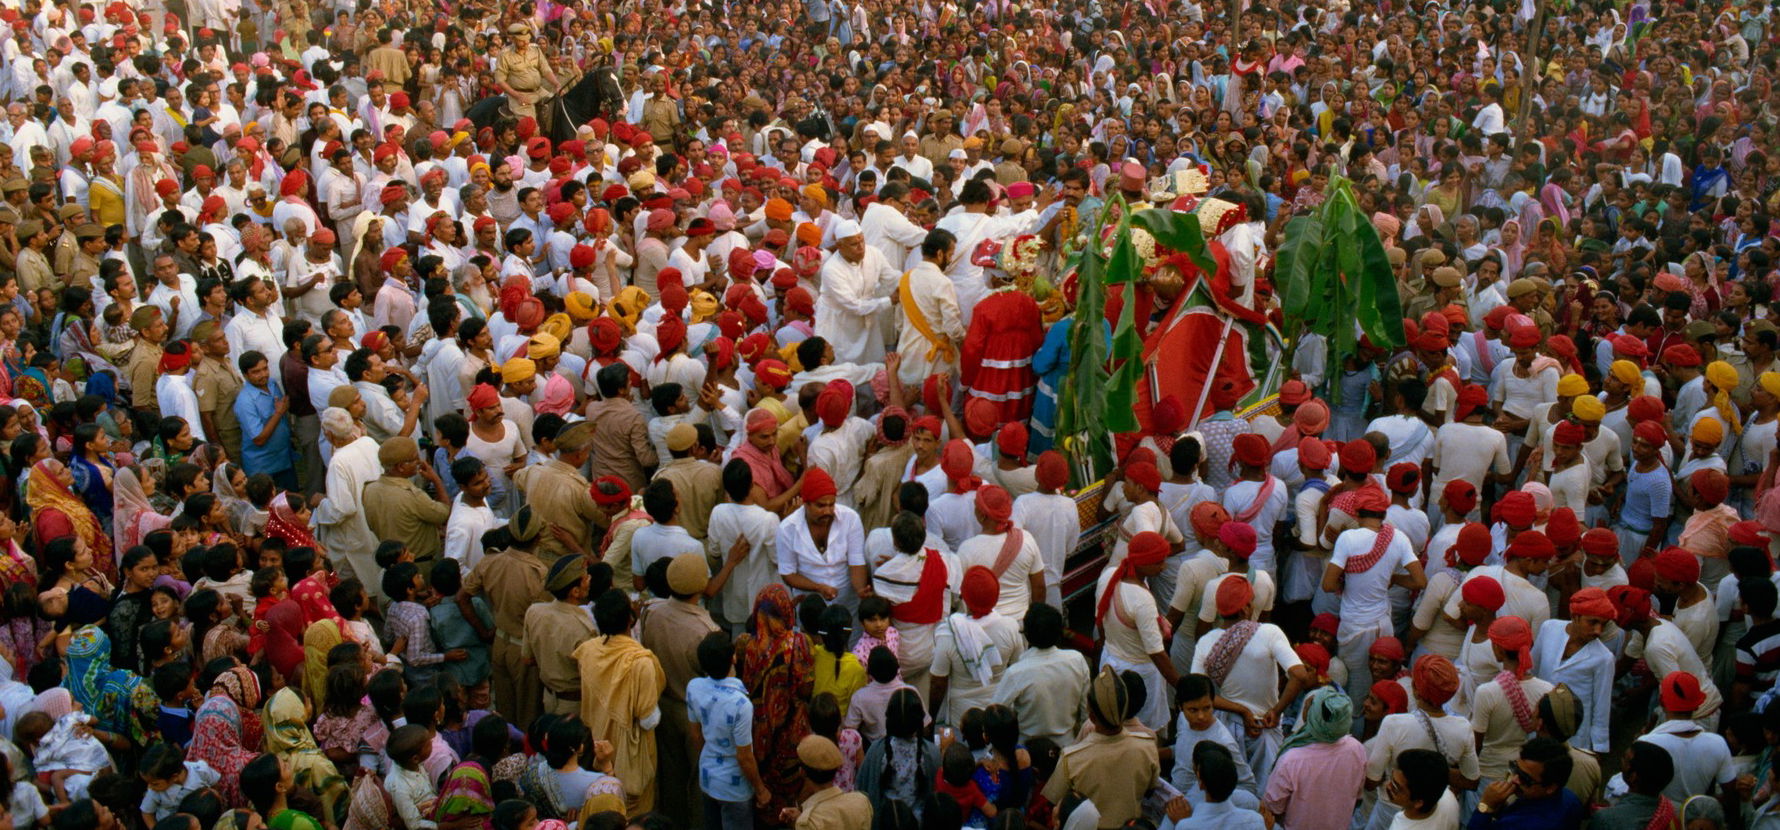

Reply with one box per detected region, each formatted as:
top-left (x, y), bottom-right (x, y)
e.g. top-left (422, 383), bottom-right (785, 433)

top-left (535, 374), bottom-right (575, 416)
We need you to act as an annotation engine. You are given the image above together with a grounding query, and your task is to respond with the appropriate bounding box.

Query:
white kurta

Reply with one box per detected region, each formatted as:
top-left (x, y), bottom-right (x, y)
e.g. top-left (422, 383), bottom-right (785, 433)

top-left (929, 210), bottom-right (1040, 324)
top-left (705, 502), bottom-right (781, 627)
top-left (156, 374), bottom-right (206, 442)
top-left (813, 246), bottom-right (897, 364)
top-left (860, 201), bottom-right (929, 269)
top-left (312, 437), bottom-right (384, 597)
top-left (894, 260), bottom-right (966, 386)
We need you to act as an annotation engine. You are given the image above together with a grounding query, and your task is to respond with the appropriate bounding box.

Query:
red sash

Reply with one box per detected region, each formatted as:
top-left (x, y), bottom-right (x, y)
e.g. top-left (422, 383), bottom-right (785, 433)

top-left (1343, 525), bottom-right (1397, 574)
top-left (990, 529), bottom-right (1026, 576)
top-left (892, 550), bottom-right (949, 626)
top-left (1231, 476), bottom-right (1278, 524)
top-left (1473, 331), bottom-right (1497, 376)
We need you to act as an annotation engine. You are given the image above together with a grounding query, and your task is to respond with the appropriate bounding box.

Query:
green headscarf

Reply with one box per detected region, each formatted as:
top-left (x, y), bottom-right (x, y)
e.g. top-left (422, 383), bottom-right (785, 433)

top-left (1279, 686), bottom-right (1353, 754)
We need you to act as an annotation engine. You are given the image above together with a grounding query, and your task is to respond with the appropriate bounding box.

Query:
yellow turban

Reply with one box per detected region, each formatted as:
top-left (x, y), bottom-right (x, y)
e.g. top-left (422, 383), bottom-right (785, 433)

top-left (565, 292), bottom-right (597, 323)
top-left (1693, 416), bottom-right (1725, 444)
top-left (1610, 360), bottom-right (1643, 389)
top-left (1570, 395), bottom-right (1605, 423)
top-left (539, 313), bottom-right (572, 344)
top-left (527, 331), bottom-right (562, 360)
top-left (801, 183), bottom-right (828, 207)
top-left (501, 357), bottom-right (537, 384)
top-left (689, 289), bottom-right (720, 324)
top-left (1761, 371), bottom-right (1780, 399)
top-left (1556, 374), bottom-right (1589, 398)
top-left (469, 161), bottom-right (490, 178)
top-left (1705, 360), bottom-right (1743, 434)
top-left (609, 286), bottom-right (650, 334)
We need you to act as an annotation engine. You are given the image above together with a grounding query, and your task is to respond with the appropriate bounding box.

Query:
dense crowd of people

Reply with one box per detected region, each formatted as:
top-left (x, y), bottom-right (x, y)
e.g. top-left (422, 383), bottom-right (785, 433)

top-left (0, 0), bottom-right (1778, 829)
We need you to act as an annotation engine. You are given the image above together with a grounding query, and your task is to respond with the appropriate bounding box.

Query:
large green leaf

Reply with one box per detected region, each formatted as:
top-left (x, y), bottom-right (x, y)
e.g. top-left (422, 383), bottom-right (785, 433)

top-left (1275, 214), bottom-right (1325, 321)
top-left (1130, 209), bottom-right (1218, 280)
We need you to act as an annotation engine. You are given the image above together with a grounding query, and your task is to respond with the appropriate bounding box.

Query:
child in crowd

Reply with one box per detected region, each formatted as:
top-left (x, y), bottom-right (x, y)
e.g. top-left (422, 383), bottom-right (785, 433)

top-left (137, 741), bottom-right (220, 825)
top-left (384, 723), bottom-right (439, 830)
top-left (935, 740), bottom-right (995, 827)
top-left (851, 595), bottom-right (900, 667)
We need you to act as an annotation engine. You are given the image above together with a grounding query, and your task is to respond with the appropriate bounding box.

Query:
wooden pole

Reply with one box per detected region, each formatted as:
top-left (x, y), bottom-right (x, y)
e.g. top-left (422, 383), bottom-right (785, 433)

top-left (1515, 3), bottom-right (1548, 145)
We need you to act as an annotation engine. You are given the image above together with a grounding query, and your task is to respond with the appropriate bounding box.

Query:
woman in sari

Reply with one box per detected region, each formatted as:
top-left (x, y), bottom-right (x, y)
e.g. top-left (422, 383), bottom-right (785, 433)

top-left (189, 664), bottom-right (265, 807)
top-left (267, 492), bottom-right (327, 555)
top-left (296, 577), bottom-right (351, 699)
top-left (733, 584), bottom-right (814, 822)
top-left (265, 686), bottom-right (350, 826)
top-left (28, 458), bottom-right (116, 583)
top-left (63, 626), bottom-right (159, 748)
top-left (68, 423), bottom-right (116, 534)
top-left (434, 715), bottom-right (512, 829)
top-left (214, 462), bottom-right (268, 537)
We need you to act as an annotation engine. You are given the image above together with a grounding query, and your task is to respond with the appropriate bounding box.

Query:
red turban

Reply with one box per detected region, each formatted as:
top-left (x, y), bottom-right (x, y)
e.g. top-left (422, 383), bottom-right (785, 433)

top-left (1633, 420), bottom-right (1669, 448)
top-left (1731, 521), bottom-right (1768, 548)
top-left (745, 408), bottom-right (780, 434)
top-left (1036, 451), bottom-right (1069, 491)
top-left (1386, 463), bottom-right (1419, 494)
top-left (1654, 547), bottom-right (1701, 584)
top-left (755, 359), bottom-right (792, 390)
top-left (157, 347), bottom-right (192, 373)
top-left (280, 169), bottom-right (308, 196)
top-left (1215, 575), bottom-right (1253, 617)
top-left (816, 379), bottom-right (852, 428)
top-left (1508, 530), bottom-right (1556, 560)
top-left (1299, 438), bottom-right (1332, 470)
top-left (1569, 586), bottom-right (1616, 619)
top-left (997, 423), bottom-right (1029, 460)
top-left (1461, 574), bottom-right (1505, 612)
top-left (1411, 654), bottom-right (1460, 706)
top-left (1127, 461), bottom-right (1162, 493)
top-left (1351, 487), bottom-right (1389, 514)
top-left (1551, 420), bottom-right (1586, 447)
top-left (1368, 636), bottom-right (1407, 662)
top-left (1662, 344), bottom-right (1702, 367)
top-left (467, 383), bottom-right (499, 410)
top-left (1232, 433), bottom-right (1270, 468)
top-left (911, 414), bottom-right (943, 438)
top-left (1488, 616), bottom-right (1533, 677)
top-left (1218, 522), bottom-right (1257, 558)
top-left (1455, 384), bottom-right (1490, 420)
top-left (963, 397), bottom-right (998, 439)
top-left (1497, 491), bottom-right (1536, 527)
top-left (1628, 395), bottom-right (1667, 423)
top-left (1190, 502), bottom-right (1230, 541)
top-left (1450, 522), bottom-right (1493, 568)
top-left (1208, 378), bottom-right (1242, 409)
top-left (942, 440), bottom-right (980, 491)
top-left (656, 316), bottom-right (687, 356)
top-left (1371, 679), bottom-right (1409, 715)
top-left (962, 565), bottom-right (1000, 618)
top-left (1609, 584), bottom-right (1653, 626)
top-left (1152, 396), bottom-right (1187, 434)
top-left (801, 467), bottom-right (838, 502)
top-left (589, 317), bottom-right (623, 353)
top-left (976, 486), bottom-right (1013, 532)
top-left (1339, 439), bottom-right (1376, 475)
top-left (590, 475), bottom-right (632, 506)
top-left (1442, 480), bottom-right (1478, 514)
top-left (1296, 644), bottom-right (1332, 679)
top-left (1310, 613), bottom-right (1340, 636)
top-left (1097, 531), bottom-right (1171, 626)
top-left (1692, 469), bottom-right (1729, 506)
top-left (1659, 672), bottom-right (1706, 713)
top-left (1580, 528), bottom-right (1618, 558)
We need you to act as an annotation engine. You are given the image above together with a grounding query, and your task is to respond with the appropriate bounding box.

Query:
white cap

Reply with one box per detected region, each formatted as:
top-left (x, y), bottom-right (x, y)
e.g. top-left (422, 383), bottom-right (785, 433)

top-left (948, 148), bottom-right (968, 160)
top-left (830, 218), bottom-right (862, 239)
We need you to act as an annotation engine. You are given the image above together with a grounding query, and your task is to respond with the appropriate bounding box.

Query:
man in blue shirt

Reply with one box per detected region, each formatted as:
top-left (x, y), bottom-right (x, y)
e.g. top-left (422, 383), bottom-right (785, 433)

top-left (1170, 742), bottom-right (1264, 830)
top-left (232, 349), bottom-right (296, 490)
top-left (687, 632), bottom-right (769, 830)
top-left (1470, 737), bottom-right (1587, 830)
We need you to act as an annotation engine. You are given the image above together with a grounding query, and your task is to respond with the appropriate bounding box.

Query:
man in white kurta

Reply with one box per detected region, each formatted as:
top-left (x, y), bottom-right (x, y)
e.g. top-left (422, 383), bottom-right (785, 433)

top-left (931, 191), bottom-right (1040, 324)
top-left (894, 238), bottom-right (966, 387)
top-left (860, 188), bottom-right (931, 269)
top-left (1325, 494), bottom-right (1424, 713)
top-left (312, 409), bottom-right (385, 597)
top-left (156, 366), bottom-right (207, 442)
top-left (811, 219), bottom-right (897, 364)
top-left (1010, 457), bottom-right (1079, 607)
top-left (954, 486), bottom-right (1045, 620)
top-left (1530, 606), bottom-right (1616, 753)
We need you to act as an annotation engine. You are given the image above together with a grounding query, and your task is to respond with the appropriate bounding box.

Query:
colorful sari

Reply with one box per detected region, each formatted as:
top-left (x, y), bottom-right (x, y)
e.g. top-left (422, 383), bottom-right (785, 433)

top-left (342, 771), bottom-right (405, 830)
top-left (266, 494), bottom-right (324, 553)
top-left (27, 460), bottom-right (116, 582)
top-left (266, 687), bottom-right (349, 825)
top-left (735, 584), bottom-right (814, 821)
top-left (188, 666), bottom-right (264, 807)
top-left (112, 467), bottom-right (171, 554)
top-left (433, 759), bottom-right (497, 829)
top-left (63, 626), bottom-right (158, 745)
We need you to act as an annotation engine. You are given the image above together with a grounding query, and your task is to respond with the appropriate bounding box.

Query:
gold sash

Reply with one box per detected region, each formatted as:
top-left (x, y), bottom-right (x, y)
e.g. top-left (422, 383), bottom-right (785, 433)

top-left (900, 270), bottom-right (957, 365)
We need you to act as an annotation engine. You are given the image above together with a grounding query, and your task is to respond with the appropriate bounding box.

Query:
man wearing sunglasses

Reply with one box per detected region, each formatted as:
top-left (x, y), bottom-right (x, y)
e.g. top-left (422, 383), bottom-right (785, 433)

top-left (1471, 737), bottom-right (1586, 829)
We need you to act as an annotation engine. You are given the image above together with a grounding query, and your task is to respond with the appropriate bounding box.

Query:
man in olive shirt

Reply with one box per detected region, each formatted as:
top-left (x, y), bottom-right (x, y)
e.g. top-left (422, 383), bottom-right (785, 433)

top-left (191, 319), bottom-right (244, 464)
top-left (585, 362), bottom-right (657, 491)
top-left (523, 554), bottom-right (597, 717)
top-left (362, 436), bottom-right (452, 567)
top-left (640, 553), bottom-right (720, 828)
top-left (1043, 668), bottom-right (1163, 828)
top-left (126, 305), bottom-right (167, 422)
top-left (512, 420), bottom-right (603, 563)
top-left (652, 422), bottom-right (723, 540)
top-left (459, 506), bottom-right (550, 729)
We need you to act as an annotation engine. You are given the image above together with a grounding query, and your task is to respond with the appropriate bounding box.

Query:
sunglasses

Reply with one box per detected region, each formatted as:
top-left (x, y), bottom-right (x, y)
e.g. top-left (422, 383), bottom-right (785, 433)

top-left (1509, 761), bottom-right (1538, 786)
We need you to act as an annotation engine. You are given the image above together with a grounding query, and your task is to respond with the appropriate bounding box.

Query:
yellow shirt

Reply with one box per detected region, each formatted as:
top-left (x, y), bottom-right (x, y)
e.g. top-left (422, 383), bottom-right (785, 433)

top-left (811, 645), bottom-right (867, 717)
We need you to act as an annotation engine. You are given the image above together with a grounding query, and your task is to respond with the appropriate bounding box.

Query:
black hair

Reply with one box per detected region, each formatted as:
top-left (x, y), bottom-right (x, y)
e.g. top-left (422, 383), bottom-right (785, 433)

top-left (239, 753), bottom-right (284, 813)
top-left (1024, 603), bottom-right (1063, 650)
top-left (1192, 741), bottom-right (1238, 802)
top-left (1625, 741), bottom-right (1675, 796)
top-left (1176, 673), bottom-right (1216, 705)
top-left (140, 741), bottom-right (188, 781)
top-left (151, 661), bottom-right (193, 702)
top-left (867, 645), bottom-right (899, 684)
top-left (1519, 736), bottom-right (1573, 787)
top-left (593, 588), bottom-right (632, 635)
top-left (381, 561), bottom-right (420, 602)
top-left (1395, 748), bottom-right (1449, 813)
top-left (697, 631), bottom-right (735, 679)
top-left (544, 717), bottom-right (590, 769)
top-left (1743, 578), bottom-right (1779, 619)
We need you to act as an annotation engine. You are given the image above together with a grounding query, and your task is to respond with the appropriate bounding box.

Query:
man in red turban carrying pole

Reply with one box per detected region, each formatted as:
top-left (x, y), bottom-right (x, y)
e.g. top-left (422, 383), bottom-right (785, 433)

top-left (1097, 530), bottom-right (1179, 732)
top-left (776, 467), bottom-right (872, 614)
top-left (1323, 487), bottom-right (1425, 717)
